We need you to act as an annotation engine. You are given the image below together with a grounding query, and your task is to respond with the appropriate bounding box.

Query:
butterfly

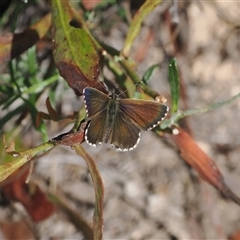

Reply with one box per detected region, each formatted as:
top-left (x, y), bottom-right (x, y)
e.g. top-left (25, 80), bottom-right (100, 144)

top-left (83, 87), bottom-right (169, 151)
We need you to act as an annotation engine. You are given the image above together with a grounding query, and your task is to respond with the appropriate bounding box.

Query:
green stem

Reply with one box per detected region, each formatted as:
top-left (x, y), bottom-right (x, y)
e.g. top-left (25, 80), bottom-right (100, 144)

top-left (17, 141), bottom-right (55, 157)
top-left (119, 59), bottom-right (161, 99)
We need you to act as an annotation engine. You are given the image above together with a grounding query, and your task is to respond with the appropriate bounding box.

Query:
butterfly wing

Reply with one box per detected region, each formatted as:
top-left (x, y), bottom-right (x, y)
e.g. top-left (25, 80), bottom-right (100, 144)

top-left (85, 111), bottom-right (107, 146)
top-left (108, 113), bottom-right (141, 151)
top-left (119, 99), bottom-right (168, 131)
top-left (83, 87), bottom-right (109, 118)
top-left (83, 87), bottom-right (110, 146)
top-left (85, 105), bottom-right (140, 150)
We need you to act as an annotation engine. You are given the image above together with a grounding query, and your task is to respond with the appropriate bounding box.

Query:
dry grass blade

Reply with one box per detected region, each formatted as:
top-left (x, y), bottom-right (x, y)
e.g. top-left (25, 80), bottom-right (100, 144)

top-left (74, 145), bottom-right (104, 240)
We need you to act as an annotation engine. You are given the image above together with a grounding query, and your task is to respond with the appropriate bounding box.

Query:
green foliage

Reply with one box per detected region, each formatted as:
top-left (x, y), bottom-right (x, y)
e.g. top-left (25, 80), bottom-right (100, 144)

top-left (142, 64), bottom-right (159, 84)
top-left (0, 46), bottom-right (59, 141)
top-left (168, 58), bottom-right (180, 113)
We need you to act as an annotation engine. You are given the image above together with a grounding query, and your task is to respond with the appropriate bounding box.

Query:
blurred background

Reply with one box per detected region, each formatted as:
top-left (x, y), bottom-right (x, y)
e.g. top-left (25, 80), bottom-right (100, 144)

top-left (0, 0), bottom-right (240, 239)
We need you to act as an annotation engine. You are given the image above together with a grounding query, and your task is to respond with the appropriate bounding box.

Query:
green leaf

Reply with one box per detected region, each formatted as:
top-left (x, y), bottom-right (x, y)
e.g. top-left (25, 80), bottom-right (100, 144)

top-left (0, 141), bottom-right (54, 182)
top-left (161, 92), bottom-right (240, 129)
top-left (0, 155), bottom-right (32, 182)
top-left (51, 0), bottom-right (103, 95)
top-left (1, 94), bottom-right (19, 109)
top-left (22, 74), bottom-right (59, 94)
top-left (0, 104), bottom-right (25, 127)
top-left (142, 64), bottom-right (159, 84)
top-left (168, 58), bottom-right (180, 113)
top-left (122, 0), bottom-right (162, 56)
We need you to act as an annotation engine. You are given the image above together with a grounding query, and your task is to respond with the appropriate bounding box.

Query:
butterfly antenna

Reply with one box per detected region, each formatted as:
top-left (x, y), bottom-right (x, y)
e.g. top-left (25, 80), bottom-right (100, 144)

top-left (116, 81), bottom-right (143, 98)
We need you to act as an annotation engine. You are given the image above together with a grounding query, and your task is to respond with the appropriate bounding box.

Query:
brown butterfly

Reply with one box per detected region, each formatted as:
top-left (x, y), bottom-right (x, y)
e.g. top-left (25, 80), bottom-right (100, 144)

top-left (83, 87), bottom-right (168, 151)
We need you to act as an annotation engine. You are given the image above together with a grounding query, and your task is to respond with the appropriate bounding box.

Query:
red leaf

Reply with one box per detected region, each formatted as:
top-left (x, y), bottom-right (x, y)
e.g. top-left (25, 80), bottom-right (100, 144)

top-left (56, 61), bottom-right (106, 96)
top-left (229, 229), bottom-right (240, 240)
top-left (169, 127), bottom-right (240, 205)
top-left (52, 121), bottom-right (87, 146)
top-left (2, 167), bottom-right (55, 222)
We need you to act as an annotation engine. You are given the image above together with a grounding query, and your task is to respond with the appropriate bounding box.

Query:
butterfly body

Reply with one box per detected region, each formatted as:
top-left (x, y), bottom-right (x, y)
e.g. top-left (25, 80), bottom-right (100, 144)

top-left (83, 87), bottom-right (168, 151)
top-left (101, 98), bottom-right (119, 143)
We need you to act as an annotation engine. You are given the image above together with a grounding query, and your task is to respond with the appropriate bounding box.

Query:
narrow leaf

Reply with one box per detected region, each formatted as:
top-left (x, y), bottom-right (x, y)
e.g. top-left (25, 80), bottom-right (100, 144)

top-left (170, 127), bottom-right (240, 205)
top-left (0, 104), bottom-right (25, 127)
top-left (122, 0), bottom-right (162, 56)
top-left (74, 145), bottom-right (104, 240)
top-left (161, 92), bottom-right (240, 128)
top-left (36, 111), bottom-right (50, 128)
top-left (45, 97), bottom-right (59, 121)
top-left (182, 92), bottom-right (240, 116)
top-left (0, 13), bottom-right (51, 63)
top-left (168, 58), bottom-right (180, 113)
top-left (22, 74), bottom-right (59, 94)
top-left (142, 64), bottom-right (159, 84)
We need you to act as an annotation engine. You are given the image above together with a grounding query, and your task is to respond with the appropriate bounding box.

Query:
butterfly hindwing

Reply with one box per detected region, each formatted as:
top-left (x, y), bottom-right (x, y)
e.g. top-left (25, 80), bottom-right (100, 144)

top-left (119, 99), bottom-right (168, 130)
top-left (85, 111), bottom-right (107, 146)
top-left (109, 112), bottom-right (141, 151)
top-left (85, 99), bottom-right (141, 151)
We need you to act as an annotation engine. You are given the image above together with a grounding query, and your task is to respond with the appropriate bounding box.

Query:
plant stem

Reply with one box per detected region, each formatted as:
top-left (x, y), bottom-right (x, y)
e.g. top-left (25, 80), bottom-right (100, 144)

top-left (74, 145), bottom-right (104, 240)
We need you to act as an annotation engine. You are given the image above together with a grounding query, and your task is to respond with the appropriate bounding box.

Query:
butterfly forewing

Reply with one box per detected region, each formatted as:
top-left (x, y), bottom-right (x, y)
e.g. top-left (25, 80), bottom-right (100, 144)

top-left (109, 113), bottom-right (141, 151)
top-left (119, 99), bottom-right (168, 130)
top-left (83, 87), bottom-right (109, 117)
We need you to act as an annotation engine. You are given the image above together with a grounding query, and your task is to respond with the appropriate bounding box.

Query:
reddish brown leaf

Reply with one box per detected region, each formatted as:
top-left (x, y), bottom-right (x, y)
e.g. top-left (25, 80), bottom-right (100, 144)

top-left (82, 0), bottom-right (103, 10)
top-left (1, 167), bottom-right (55, 222)
top-left (169, 127), bottom-right (240, 205)
top-left (229, 229), bottom-right (240, 240)
top-left (45, 97), bottom-right (61, 121)
top-left (3, 135), bottom-right (16, 154)
top-left (56, 61), bottom-right (106, 96)
top-left (52, 121), bottom-right (87, 146)
top-left (36, 97), bottom-right (77, 127)
top-left (36, 111), bottom-right (51, 128)
top-left (0, 221), bottom-right (35, 239)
